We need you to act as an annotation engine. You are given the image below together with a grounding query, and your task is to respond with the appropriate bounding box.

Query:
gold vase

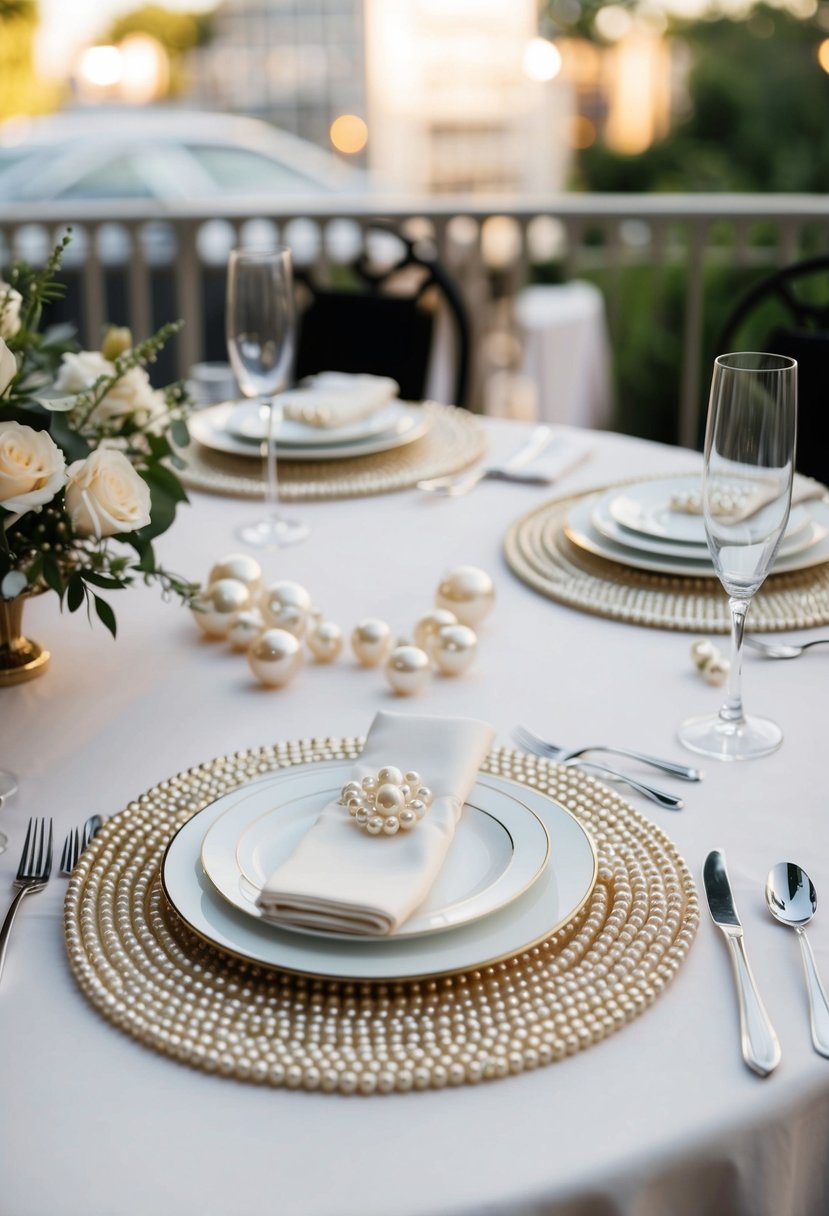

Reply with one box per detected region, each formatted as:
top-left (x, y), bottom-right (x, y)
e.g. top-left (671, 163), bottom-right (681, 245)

top-left (0, 595), bottom-right (50, 686)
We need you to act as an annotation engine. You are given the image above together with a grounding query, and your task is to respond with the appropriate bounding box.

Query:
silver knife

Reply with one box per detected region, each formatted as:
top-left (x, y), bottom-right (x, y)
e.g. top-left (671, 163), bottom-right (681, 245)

top-left (703, 849), bottom-right (781, 1077)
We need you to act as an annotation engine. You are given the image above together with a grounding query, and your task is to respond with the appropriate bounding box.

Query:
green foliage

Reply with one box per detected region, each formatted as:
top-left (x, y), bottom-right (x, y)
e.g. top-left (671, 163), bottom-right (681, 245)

top-left (0, 234), bottom-right (198, 637)
top-left (106, 3), bottom-right (214, 94)
top-left (0, 0), bottom-right (60, 118)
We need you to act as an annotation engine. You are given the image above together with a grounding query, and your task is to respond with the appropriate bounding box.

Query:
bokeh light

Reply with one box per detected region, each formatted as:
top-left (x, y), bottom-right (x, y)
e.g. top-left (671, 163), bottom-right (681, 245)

top-left (330, 114), bottom-right (369, 155)
top-left (522, 38), bottom-right (562, 83)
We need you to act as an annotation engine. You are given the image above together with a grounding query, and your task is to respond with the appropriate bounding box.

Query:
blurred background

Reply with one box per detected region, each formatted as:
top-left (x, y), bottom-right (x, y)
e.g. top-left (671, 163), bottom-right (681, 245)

top-left (2, 0), bottom-right (828, 443)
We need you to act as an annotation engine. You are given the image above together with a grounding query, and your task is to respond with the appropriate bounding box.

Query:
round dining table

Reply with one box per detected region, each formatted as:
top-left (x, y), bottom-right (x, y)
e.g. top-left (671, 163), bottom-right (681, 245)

top-left (2, 419), bottom-right (828, 1216)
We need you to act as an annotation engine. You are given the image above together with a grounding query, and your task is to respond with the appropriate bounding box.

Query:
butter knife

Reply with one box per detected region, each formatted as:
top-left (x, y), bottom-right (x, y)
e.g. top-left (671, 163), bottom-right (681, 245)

top-left (703, 849), bottom-right (781, 1077)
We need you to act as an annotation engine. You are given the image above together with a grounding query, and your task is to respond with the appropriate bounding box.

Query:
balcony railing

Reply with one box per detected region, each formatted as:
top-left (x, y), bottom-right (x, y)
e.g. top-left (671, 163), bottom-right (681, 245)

top-left (2, 192), bottom-right (828, 447)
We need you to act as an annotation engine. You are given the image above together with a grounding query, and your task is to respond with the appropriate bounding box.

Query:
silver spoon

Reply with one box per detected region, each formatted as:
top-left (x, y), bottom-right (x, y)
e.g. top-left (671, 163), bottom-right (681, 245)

top-left (765, 862), bottom-right (829, 1057)
top-left (745, 636), bottom-right (829, 660)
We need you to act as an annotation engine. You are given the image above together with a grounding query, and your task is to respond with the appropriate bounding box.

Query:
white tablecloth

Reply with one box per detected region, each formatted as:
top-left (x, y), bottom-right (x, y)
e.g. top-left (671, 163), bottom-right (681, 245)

top-left (3, 421), bottom-right (828, 1216)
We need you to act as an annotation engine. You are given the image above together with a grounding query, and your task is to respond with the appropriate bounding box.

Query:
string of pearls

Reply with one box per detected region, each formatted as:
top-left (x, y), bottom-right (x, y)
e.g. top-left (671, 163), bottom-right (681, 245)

top-left (64, 740), bottom-right (699, 1096)
top-left (190, 556), bottom-right (495, 696)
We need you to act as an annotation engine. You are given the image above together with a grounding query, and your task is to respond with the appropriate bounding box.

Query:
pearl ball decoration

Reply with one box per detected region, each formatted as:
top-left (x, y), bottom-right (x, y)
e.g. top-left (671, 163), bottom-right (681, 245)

top-left (384, 645), bottom-right (431, 696)
top-left (227, 608), bottom-right (265, 651)
top-left (435, 565), bottom-right (495, 627)
top-left (261, 581), bottom-right (312, 638)
top-left (413, 609), bottom-right (458, 653)
top-left (690, 638), bottom-right (729, 686)
top-left (207, 553), bottom-right (263, 597)
top-left (340, 768), bottom-right (429, 834)
top-left (191, 578), bottom-right (253, 638)
top-left (432, 623), bottom-right (478, 676)
top-left (248, 628), bottom-right (303, 687)
top-left (307, 619), bottom-right (343, 663)
top-left (351, 618), bottom-right (393, 667)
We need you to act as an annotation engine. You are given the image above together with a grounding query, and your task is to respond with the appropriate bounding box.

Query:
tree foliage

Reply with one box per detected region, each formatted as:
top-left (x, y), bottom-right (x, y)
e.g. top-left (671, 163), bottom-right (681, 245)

top-left (106, 4), bottom-right (214, 94)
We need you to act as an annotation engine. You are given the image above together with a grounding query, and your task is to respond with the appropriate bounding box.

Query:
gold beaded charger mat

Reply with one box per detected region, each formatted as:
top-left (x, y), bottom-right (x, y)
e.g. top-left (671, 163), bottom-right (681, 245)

top-left (504, 483), bottom-right (829, 633)
top-left (177, 402), bottom-right (486, 501)
top-left (64, 738), bottom-right (698, 1095)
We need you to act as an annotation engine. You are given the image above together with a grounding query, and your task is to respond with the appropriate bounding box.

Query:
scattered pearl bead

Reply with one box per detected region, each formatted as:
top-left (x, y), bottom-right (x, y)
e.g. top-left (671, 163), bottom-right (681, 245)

top-left (191, 578), bottom-right (252, 639)
top-left (351, 618), bottom-right (393, 667)
top-left (435, 565), bottom-right (495, 627)
top-left (247, 629), bottom-right (303, 687)
top-left (306, 619), bottom-right (343, 663)
top-left (207, 554), bottom-right (263, 596)
top-left (413, 609), bottom-right (458, 653)
top-left (227, 608), bottom-right (265, 651)
top-left (432, 623), bottom-right (478, 676)
top-left (384, 644), bottom-right (431, 696)
top-left (261, 581), bottom-right (312, 638)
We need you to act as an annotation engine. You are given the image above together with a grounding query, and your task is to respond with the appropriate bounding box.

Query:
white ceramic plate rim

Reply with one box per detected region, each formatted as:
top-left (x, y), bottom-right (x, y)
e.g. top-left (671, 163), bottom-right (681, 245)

top-left (199, 770), bottom-right (551, 940)
top-left (223, 398), bottom-right (407, 446)
top-left (161, 764), bottom-right (598, 982)
top-left (565, 493), bottom-right (829, 578)
top-left (188, 402), bottom-right (430, 462)
top-left (606, 474), bottom-right (817, 544)
top-left (591, 491), bottom-right (821, 559)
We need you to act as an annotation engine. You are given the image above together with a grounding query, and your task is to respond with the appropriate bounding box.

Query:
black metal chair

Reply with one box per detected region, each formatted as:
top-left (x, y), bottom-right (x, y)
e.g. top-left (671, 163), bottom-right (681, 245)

top-left (716, 255), bottom-right (829, 483)
top-left (293, 225), bottom-right (471, 409)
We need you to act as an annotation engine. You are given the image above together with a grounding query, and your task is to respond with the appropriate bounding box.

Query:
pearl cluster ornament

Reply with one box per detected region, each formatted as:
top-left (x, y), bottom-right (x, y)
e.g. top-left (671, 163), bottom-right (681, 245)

top-left (340, 768), bottom-right (433, 836)
top-left (690, 638), bottom-right (730, 686)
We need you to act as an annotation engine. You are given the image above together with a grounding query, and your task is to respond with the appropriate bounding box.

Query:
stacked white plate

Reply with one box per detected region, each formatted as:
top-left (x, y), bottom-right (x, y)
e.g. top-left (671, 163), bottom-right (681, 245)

top-left (188, 397), bottom-right (431, 462)
top-left (161, 759), bottom-right (598, 982)
top-left (563, 474), bottom-right (829, 578)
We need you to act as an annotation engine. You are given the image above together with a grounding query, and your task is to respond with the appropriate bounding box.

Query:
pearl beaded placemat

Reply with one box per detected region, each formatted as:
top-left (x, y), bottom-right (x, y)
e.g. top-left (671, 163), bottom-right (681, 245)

top-left (504, 486), bottom-right (829, 633)
top-left (64, 739), bottom-right (698, 1095)
top-left (177, 402), bottom-right (486, 501)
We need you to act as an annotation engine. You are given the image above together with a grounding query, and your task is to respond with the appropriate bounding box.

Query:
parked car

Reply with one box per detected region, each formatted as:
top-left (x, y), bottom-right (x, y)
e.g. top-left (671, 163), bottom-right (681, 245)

top-left (0, 106), bottom-right (366, 204)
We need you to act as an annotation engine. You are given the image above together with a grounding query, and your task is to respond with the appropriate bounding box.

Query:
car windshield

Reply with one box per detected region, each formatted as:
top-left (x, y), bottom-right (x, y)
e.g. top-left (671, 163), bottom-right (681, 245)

top-left (57, 154), bottom-right (155, 199)
top-left (183, 144), bottom-right (327, 194)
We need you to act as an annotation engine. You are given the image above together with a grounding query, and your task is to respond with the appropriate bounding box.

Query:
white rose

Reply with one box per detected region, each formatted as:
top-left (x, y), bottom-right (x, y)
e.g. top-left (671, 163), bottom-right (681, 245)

top-left (64, 448), bottom-right (151, 539)
top-left (0, 337), bottom-right (16, 397)
top-left (0, 279), bottom-right (23, 339)
top-left (94, 366), bottom-right (160, 425)
top-left (0, 421), bottom-right (66, 514)
top-left (54, 350), bottom-right (114, 394)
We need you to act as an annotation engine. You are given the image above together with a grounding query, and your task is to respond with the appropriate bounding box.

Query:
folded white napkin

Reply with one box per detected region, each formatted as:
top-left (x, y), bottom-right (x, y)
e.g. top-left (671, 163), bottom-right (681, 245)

top-left (279, 372), bottom-right (399, 429)
top-left (256, 711), bottom-right (495, 936)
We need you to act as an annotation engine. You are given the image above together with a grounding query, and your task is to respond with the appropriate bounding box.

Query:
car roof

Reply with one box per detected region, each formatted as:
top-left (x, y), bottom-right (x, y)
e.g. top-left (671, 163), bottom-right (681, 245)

top-left (0, 106), bottom-right (364, 193)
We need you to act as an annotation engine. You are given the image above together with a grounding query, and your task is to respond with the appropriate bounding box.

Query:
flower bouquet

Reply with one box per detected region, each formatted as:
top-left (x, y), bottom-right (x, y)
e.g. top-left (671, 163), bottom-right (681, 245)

top-left (0, 234), bottom-right (196, 683)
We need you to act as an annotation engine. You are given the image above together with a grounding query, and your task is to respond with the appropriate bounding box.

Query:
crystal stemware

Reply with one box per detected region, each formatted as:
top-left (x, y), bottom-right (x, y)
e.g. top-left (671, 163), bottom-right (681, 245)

top-left (679, 351), bottom-right (797, 760)
top-left (226, 245), bottom-right (308, 548)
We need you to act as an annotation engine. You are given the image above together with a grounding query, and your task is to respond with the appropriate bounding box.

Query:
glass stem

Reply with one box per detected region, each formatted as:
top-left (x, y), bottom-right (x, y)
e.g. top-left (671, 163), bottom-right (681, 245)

top-left (720, 596), bottom-right (749, 724)
top-left (263, 396), bottom-right (280, 522)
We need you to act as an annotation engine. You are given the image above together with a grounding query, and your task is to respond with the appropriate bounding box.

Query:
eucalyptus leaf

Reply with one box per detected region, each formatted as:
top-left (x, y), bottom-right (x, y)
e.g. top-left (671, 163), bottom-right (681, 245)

top-left (1, 570), bottom-right (27, 599)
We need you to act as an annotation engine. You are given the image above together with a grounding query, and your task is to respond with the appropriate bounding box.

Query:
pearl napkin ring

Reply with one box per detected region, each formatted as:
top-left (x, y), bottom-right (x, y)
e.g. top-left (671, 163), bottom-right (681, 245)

top-left (340, 767), bottom-right (433, 836)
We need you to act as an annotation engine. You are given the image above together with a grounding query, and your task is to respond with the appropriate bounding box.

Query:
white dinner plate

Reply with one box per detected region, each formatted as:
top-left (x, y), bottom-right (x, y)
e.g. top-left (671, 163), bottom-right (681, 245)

top-left (200, 769), bottom-right (551, 940)
top-left (606, 475), bottom-right (818, 545)
top-left (224, 398), bottom-right (407, 446)
top-left (161, 763), bottom-right (598, 982)
top-left (565, 493), bottom-right (829, 578)
top-left (188, 402), bottom-right (431, 462)
top-left (591, 490), bottom-right (821, 560)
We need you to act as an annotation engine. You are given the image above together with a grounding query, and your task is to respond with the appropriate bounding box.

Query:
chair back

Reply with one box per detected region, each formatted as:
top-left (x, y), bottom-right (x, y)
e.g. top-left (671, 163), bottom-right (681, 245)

top-left (294, 226), bottom-right (470, 408)
top-left (716, 255), bottom-right (829, 484)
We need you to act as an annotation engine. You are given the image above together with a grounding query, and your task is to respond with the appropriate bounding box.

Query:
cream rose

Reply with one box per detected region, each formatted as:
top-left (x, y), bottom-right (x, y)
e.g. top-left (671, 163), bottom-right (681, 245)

top-left (0, 421), bottom-right (66, 514)
top-left (0, 279), bottom-right (23, 339)
top-left (0, 337), bottom-right (16, 397)
top-left (65, 449), bottom-right (152, 539)
top-left (94, 365), bottom-right (164, 426)
top-left (54, 350), bottom-right (114, 394)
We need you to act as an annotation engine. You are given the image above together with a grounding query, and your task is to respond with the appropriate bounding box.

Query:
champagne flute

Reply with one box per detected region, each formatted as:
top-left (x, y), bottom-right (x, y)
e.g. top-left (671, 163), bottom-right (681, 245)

top-left (226, 245), bottom-right (308, 548)
top-left (679, 351), bottom-right (797, 760)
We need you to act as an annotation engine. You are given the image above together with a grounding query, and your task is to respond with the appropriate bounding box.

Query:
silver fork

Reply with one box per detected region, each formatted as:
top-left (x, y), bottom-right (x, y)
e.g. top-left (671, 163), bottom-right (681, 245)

top-left (514, 725), bottom-right (702, 781)
top-left (0, 816), bottom-right (53, 986)
top-left (744, 635), bottom-right (829, 660)
top-left (417, 426), bottom-right (559, 496)
top-left (513, 728), bottom-right (684, 810)
top-left (60, 814), bottom-right (105, 877)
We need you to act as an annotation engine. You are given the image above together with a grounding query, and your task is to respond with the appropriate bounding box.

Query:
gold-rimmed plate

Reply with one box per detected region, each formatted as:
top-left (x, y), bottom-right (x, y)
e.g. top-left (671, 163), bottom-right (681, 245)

top-left (161, 762), bottom-right (598, 982)
top-left (198, 766), bottom-right (550, 940)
